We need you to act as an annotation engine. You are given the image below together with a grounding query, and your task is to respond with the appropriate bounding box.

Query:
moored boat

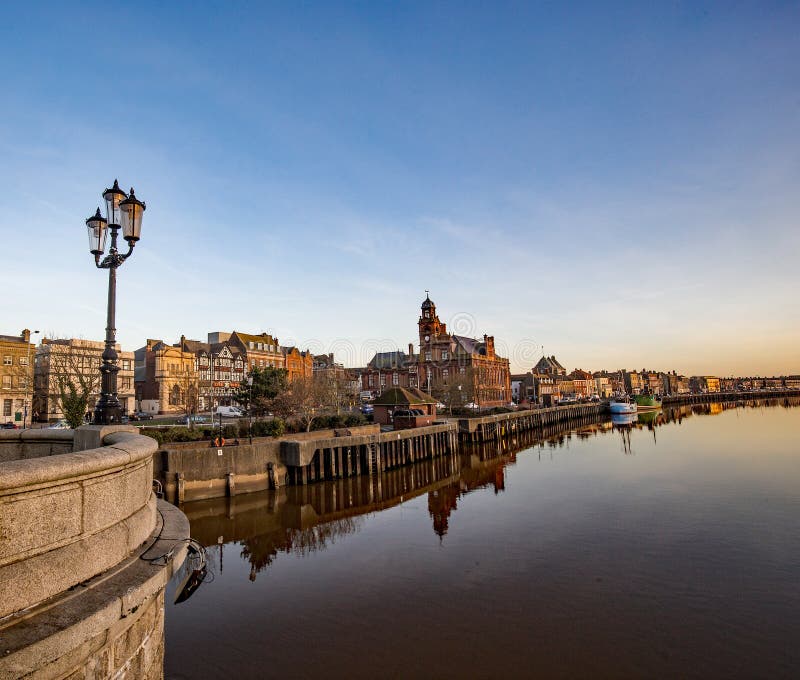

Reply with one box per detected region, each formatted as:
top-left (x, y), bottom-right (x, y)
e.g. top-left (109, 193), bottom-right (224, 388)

top-left (634, 394), bottom-right (662, 411)
top-left (609, 398), bottom-right (637, 414)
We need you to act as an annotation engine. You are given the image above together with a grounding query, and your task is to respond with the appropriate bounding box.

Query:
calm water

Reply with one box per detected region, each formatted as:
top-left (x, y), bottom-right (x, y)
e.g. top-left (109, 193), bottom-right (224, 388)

top-left (165, 400), bottom-right (800, 679)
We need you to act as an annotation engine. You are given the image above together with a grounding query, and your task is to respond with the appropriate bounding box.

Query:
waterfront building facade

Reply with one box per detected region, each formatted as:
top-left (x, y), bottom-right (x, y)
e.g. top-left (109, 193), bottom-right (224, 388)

top-left (35, 338), bottom-right (135, 421)
top-left (569, 369), bottom-right (596, 398)
top-left (533, 355), bottom-right (567, 377)
top-left (690, 376), bottom-right (721, 393)
top-left (180, 335), bottom-right (246, 410)
top-left (417, 295), bottom-right (511, 407)
top-left (358, 349), bottom-right (416, 396)
top-left (228, 331), bottom-right (285, 372)
top-left (283, 346), bottom-right (314, 382)
top-left (0, 329), bottom-right (37, 425)
top-left (135, 339), bottom-right (198, 415)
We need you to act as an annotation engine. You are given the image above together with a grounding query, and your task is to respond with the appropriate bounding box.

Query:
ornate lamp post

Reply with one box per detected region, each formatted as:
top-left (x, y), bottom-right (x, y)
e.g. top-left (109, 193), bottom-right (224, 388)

top-left (85, 180), bottom-right (146, 424)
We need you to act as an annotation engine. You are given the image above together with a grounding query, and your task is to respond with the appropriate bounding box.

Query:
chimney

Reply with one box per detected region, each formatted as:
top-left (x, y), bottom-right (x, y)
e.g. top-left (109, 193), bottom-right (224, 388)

top-left (22, 329), bottom-right (30, 343)
top-left (408, 343), bottom-right (414, 357)
top-left (180, 334), bottom-right (186, 347)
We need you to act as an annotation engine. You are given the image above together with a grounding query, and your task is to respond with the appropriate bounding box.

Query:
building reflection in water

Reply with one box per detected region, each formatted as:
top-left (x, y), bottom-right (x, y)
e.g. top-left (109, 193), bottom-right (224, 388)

top-left (180, 397), bottom-right (800, 581)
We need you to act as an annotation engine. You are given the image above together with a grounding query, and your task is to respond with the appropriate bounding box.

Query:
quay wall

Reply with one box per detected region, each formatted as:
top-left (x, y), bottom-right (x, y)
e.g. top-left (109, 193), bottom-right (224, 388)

top-left (0, 426), bottom-right (188, 680)
top-left (149, 392), bottom-right (797, 500)
top-left (156, 424), bottom-right (380, 503)
top-left (663, 389), bottom-right (797, 404)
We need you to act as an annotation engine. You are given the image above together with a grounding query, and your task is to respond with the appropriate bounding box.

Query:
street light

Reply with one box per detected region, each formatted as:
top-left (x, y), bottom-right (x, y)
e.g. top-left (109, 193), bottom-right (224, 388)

top-left (85, 179), bottom-right (146, 424)
top-left (23, 329), bottom-right (39, 428)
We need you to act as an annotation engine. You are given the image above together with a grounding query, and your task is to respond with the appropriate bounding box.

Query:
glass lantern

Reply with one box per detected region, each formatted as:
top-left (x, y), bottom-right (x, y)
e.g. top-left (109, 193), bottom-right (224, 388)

top-left (103, 179), bottom-right (127, 227)
top-left (119, 188), bottom-right (146, 241)
top-left (85, 208), bottom-right (108, 254)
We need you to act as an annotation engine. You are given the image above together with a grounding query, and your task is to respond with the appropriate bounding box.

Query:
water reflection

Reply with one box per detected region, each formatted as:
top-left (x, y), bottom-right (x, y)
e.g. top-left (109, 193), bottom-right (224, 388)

top-left (167, 398), bottom-right (800, 679)
top-left (182, 397), bottom-right (800, 583)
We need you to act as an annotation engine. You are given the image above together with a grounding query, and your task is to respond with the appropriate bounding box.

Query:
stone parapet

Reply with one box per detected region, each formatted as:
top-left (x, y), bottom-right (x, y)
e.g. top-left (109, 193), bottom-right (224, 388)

top-left (0, 500), bottom-right (188, 680)
top-left (0, 428), bottom-right (159, 619)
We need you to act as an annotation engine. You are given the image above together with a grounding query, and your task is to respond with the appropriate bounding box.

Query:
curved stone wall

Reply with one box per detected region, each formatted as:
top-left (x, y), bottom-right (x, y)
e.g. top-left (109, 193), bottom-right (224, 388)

top-left (0, 428), bottom-right (158, 619)
top-left (0, 426), bottom-right (188, 679)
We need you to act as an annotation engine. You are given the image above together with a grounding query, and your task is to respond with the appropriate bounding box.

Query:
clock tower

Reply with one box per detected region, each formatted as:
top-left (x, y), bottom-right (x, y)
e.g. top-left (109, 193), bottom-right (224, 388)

top-left (419, 292), bottom-right (446, 345)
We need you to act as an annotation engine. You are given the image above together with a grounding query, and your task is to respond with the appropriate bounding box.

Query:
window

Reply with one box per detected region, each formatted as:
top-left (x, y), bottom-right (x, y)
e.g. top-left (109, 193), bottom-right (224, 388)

top-left (122, 359), bottom-right (131, 370)
top-left (425, 352), bottom-right (431, 361)
top-left (2, 375), bottom-right (10, 389)
top-left (19, 378), bottom-right (28, 389)
top-left (18, 356), bottom-right (28, 366)
top-left (459, 367), bottom-right (466, 375)
top-left (3, 356), bottom-right (11, 366)
top-left (3, 399), bottom-right (11, 416)
top-left (392, 373), bottom-right (399, 385)
top-left (442, 368), bottom-right (449, 378)
top-left (441, 351), bottom-right (448, 360)
top-left (380, 374), bottom-right (386, 386)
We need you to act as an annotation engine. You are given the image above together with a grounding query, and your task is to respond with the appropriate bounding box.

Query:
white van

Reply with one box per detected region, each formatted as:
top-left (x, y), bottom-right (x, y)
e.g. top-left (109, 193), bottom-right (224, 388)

top-left (213, 406), bottom-right (243, 418)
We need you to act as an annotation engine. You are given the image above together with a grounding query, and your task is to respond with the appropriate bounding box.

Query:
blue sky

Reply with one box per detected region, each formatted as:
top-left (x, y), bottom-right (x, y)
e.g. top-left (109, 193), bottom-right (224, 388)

top-left (1, 1), bottom-right (798, 375)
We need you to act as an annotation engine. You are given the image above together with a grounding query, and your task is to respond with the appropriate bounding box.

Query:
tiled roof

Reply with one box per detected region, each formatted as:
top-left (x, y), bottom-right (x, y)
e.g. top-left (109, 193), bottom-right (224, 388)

top-left (373, 387), bottom-right (437, 406)
top-left (368, 351), bottom-right (409, 369)
top-left (452, 335), bottom-right (484, 356)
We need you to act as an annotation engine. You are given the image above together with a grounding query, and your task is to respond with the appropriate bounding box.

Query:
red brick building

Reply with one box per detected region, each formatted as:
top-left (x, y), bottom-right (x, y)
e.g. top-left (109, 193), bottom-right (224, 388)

top-left (356, 295), bottom-right (511, 408)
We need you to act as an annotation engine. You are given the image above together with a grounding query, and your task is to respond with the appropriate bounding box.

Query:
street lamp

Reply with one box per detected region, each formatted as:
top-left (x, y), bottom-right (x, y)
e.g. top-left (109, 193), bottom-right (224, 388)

top-left (23, 329), bottom-right (40, 428)
top-left (85, 179), bottom-right (146, 424)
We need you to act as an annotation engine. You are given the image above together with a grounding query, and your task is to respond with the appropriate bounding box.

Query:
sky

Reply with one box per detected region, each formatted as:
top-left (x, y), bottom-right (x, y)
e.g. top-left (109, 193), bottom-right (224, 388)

top-left (1, 1), bottom-right (798, 376)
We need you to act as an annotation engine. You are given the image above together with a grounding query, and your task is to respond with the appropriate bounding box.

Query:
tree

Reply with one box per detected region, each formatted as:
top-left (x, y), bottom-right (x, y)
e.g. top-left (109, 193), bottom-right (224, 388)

top-left (35, 340), bottom-right (103, 428)
top-left (237, 366), bottom-right (288, 416)
top-left (171, 366), bottom-right (199, 426)
top-left (431, 367), bottom-right (477, 414)
top-left (268, 374), bottom-right (336, 432)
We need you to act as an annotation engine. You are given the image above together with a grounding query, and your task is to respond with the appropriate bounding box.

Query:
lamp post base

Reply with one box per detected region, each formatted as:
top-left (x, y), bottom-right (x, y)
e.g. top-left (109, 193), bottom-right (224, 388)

top-left (93, 400), bottom-right (123, 425)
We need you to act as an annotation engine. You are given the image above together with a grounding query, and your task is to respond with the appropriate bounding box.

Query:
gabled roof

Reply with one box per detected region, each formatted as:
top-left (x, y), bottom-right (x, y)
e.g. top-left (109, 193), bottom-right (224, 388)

top-left (231, 331), bottom-right (280, 349)
top-left (452, 335), bottom-right (484, 356)
top-left (181, 339), bottom-right (209, 354)
top-left (368, 350), bottom-right (409, 370)
top-left (0, 334), bottom-right (26, 344)
top-left (373, 387), bottom-right (437, 406)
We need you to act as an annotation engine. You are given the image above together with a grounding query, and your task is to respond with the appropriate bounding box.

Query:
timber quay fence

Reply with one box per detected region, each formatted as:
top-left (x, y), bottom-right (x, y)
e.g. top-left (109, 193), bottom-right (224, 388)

top-left (662, 389), bottom-right (798, 405)
top-left (282, 423), bottom-right (459, 485)
top-left (158, 392), bottom-right (797, 499)
top-left (455, 403), bottom-right (604, 443)
top-left (281, 402), bottom-right (607, 485)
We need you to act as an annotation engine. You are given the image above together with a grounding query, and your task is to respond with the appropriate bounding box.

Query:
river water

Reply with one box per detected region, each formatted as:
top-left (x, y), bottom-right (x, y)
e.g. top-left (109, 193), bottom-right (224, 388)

top-left (164, 399), bottom-right (800, 678)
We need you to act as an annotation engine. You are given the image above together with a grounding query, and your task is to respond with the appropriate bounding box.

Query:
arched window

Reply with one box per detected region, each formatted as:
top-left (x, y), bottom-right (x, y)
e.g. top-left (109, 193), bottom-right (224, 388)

top-left (170, 385), bottom-right (183, 406)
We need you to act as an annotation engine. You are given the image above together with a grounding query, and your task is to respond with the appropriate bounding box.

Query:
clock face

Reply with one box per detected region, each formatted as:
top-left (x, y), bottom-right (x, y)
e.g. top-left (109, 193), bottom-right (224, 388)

top-left (424, 335), bottom-right (430, 342)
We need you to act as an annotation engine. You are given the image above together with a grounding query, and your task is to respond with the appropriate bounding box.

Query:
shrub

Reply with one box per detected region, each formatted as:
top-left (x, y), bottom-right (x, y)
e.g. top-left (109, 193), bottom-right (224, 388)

top-left (265, 418), bottom-right (285, 437)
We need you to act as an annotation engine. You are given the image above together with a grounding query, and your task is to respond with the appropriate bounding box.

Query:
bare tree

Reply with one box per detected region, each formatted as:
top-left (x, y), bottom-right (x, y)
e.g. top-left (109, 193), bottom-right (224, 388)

top-left (168, 365), bottom-right (200, 425)
top-left (35, 340), bottom-right (103, 428)
top-left (431, 367), bottom-right (477, 414)
top-left (268, 374), bottom-right (337, 432)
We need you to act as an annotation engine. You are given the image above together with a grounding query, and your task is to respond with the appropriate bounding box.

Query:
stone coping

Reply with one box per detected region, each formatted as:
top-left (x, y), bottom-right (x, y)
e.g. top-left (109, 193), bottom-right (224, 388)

top-left (0, 430), bottom-right (154, 493)
top-left (0, 428), bottom-right (160, 619)
top-left (0, 499), bottom-right (189, 679)
top-left (0, 428), bottom-right (74, 444)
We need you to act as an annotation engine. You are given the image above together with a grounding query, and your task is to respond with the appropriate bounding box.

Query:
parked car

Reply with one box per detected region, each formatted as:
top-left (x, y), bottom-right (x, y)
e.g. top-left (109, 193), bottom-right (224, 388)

top-left (1, 422), bottom-right (19, 429)
top-left (47, 420), bottom-right (70, 429)
top-left (131, 411), bottom-right (153, 421)
top-left (361, 404), bottom-right (374, 415)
